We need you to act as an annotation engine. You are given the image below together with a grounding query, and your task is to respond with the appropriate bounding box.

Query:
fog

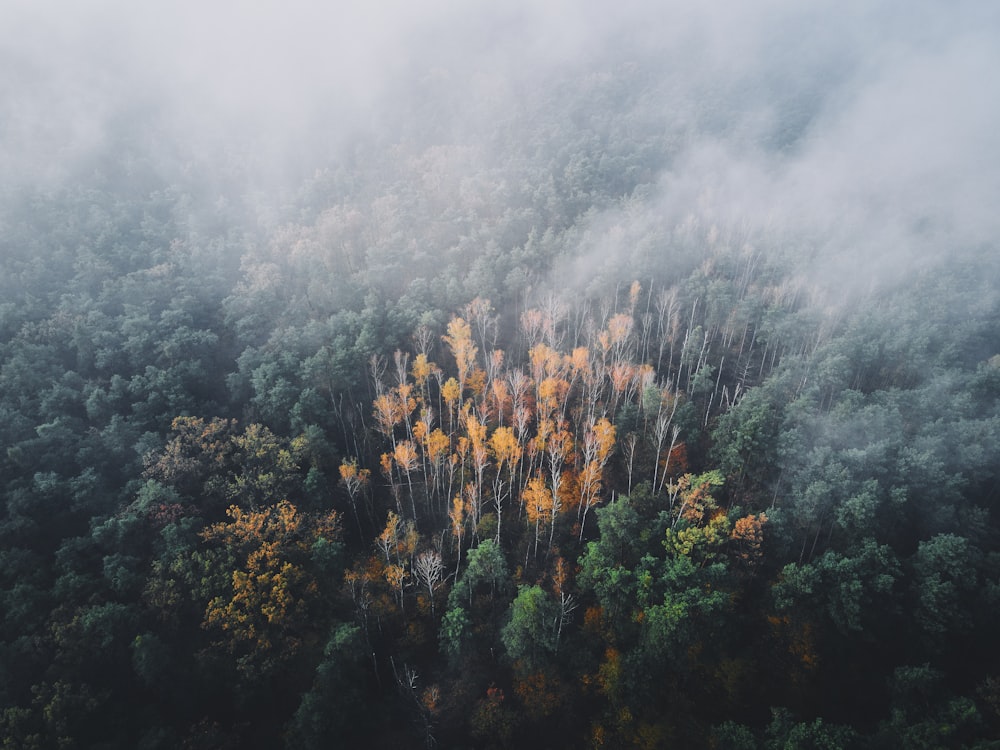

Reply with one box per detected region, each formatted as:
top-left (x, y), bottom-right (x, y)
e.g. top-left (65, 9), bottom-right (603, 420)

top-left (3, 0), bottom-right (998, 293)
top-left (4, 7), bottom-right (1000, 744)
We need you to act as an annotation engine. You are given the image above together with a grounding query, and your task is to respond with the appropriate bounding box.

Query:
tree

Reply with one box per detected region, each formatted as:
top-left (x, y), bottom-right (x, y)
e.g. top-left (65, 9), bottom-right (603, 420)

top-left (764, 708), bottom-right (861, 750)
top-left (731, 512), bottom-right (768, 574)
top-left (711, 382), bottom-right (785, 499)
top-left (489, 425), bottom-right (522, 544)
top-left (450, 539), bottom-right (508, 611)
top-left (501, 585), bottom-right (559, 669)
top-left (338, 458), bottom-right (371, 538)
top-left (142, 416), bottom-right (237, 500)
top-left (143, 417), bottom-right (302, 514)
top-left (773, 538), bottom-right (900, 636)
top-left (200, 500), bottom-right (339, 676)
top-left (413, 549), bottom-right (445, 616)
top-left (668, 470), bottom-right (725, 528)
top-left (439, 606), bottom-right (471, 667)
top-left (578, 498), bottom-right (643, 624)
top-left (522, 475), bottom-right (553, 562)
top-left (552, 557), bottom-right (577, 653)
top-left (284, 624), bottom-right (370, 749)
top-left (442, 317), bottom-right (478, 396)
top-left (911, 533), bottom-right (980, 645)
top-left (578, 417), bottom-right (616, 540)
top-left (393, 440), bottom-right (420, 524)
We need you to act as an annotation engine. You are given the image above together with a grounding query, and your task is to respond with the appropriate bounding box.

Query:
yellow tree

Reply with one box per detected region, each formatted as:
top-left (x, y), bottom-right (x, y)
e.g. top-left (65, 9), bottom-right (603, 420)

top-left (380, 451), bottom-right (402, 517)
top-left (375, 511), bottom-right (418, 617)
top-left (522, 475), bottom-right (552, 562)
top-left (465, 410), bottom-right (490, 535)
top-left (466, 365), bottom-right (488, 402)
top-left (537, 376), bottom-right (570, 422)
top-left (385, 563), bottom-right (408, 616)
top-left (489, 425), bottom-right (522, 544)
top-left (668, 471), bottom-right (725, 528)
top-left (421, 424), bottom-right (451, 514)
top-left (373, 381), bottom-right (417, 450)
top-left (449, 492), bottom-right (467, 578)
top-left (412, 410), bottom-right (434, 503)
top-left (373, 393), bottom-right (401, 447)
top-left (578, 418), bottom-right (616, 540)
top-left (731, 512), bottom-right (768, 574)
top-left (201, 501), bottom-right (339, 675)
top-left (411, 351), bottom-right (441, 415)
top-left (600, 313), bottom-right (634, 366)
top-left (338, 458), bottom-right (370, 537)
top-left (441, 377), bottom-right (462, 434)
top-left (545, 425), bottom-right (574, 553)
top-left (488, 376), bottom-right (511, 427)
top-left (529, 343), bottom-right (563, 409)
top-left (507, 368), bottom-right (534, 497)
top-left (376, 511), bottom-right (401, 564)
top-left (394, 440), bottom-right (420, 524)
top-left (442, 317), bottom-right (478, 397)
top-left (663, 471), bottom-right (729, 564)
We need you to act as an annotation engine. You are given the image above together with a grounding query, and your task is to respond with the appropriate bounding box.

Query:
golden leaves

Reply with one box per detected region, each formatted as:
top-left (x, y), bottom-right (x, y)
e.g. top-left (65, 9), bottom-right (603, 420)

top-left (442, 316), bottom-right (478, 388)
top-left (199, 500), bottom-right (339, 671)
top-left (441, 377), bottom-right (461, 405)
top-left (522, 475), bottom-right (553, 526)
top-left (489, 426), bottom-right (522, 469)
top-left (393, 441), bottom-right (419, 474)
top-left (731, 512), bottom-right (768, 570)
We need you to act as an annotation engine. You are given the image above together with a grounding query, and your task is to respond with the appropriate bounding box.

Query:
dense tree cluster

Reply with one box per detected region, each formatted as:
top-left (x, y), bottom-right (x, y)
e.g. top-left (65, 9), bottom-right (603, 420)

top-left (2, 47), bottom-right (999, 749)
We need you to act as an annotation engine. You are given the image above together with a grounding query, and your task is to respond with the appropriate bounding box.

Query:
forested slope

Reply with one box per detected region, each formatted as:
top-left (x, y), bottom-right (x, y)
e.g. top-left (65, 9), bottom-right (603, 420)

top-left (2, 1), bottom-right (1000, 747)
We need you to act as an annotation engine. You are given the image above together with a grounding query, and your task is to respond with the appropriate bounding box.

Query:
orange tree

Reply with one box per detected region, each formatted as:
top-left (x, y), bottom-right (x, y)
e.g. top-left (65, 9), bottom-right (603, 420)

top-left (200, 500), bottom-right (341, 677)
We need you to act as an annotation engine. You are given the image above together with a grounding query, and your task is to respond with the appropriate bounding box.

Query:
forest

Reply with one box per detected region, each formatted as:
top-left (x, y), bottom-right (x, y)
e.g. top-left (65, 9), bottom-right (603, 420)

top-left (2, 1), bottom-right (1000, 748)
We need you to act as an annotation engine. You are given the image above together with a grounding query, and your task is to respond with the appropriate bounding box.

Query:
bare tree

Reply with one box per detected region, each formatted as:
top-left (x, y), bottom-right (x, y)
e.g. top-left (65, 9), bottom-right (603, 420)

top-left (622, 433), bottom-right (638, 496)
top-left (413, 549), bottom-right (445, 617)
top-left (553, 558), bottom-right (578, 653)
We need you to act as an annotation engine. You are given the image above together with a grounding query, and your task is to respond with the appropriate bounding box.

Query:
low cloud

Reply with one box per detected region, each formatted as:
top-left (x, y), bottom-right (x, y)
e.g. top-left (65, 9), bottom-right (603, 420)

top-left (2, 0), bottom-right (997, 298)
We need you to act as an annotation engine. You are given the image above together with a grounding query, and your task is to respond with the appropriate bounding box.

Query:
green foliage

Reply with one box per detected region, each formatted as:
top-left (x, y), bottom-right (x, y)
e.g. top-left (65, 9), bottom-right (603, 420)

top-left (911, 534), bottom-right (980, 642)
top-left (131, 633), bottom-right (171, 689)
top-left (712, 382), bottom-right (787, 496)
top-left (501, 585), bottom-right (559, 669)
top-left (449, 539), bottom-right (509, 610)
top-left (774, 539), bottom-right (900, 634)
top-left (578, 499), bottom-right (644, 622)
top-left (283, 624), bottom-right (369, 750)
top-left (439, 606), bottom-right (472, 666)
top-left (1, 44), bottom-right (999, 749)
top-left (764, 708), bottom-right (861, 750)
top-left (711, 721), bottom-right (758, 750)
top-left (635, 553), bottom-right (731, 665)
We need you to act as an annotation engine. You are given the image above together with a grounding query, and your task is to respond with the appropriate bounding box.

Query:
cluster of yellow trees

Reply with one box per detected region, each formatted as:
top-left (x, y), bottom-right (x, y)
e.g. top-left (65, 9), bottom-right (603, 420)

top-left (346, 293), bottom-right (688, 570)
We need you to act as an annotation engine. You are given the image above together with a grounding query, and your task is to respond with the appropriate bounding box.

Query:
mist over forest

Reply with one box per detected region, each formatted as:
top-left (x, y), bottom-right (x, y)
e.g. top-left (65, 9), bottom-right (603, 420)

top-left (2, 1), bottom-right (999, 748)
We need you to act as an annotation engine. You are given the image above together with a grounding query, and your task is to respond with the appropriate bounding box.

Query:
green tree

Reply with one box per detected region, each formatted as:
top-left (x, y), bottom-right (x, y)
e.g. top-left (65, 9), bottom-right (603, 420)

top-left (449, 539), bottom-right (509, 611)
top-left (283, 624), bottom-right (370, 749)
top-left (439, 606), bottom-right (472, 667)
top-left (501, 585), bottom-right (559, 669)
